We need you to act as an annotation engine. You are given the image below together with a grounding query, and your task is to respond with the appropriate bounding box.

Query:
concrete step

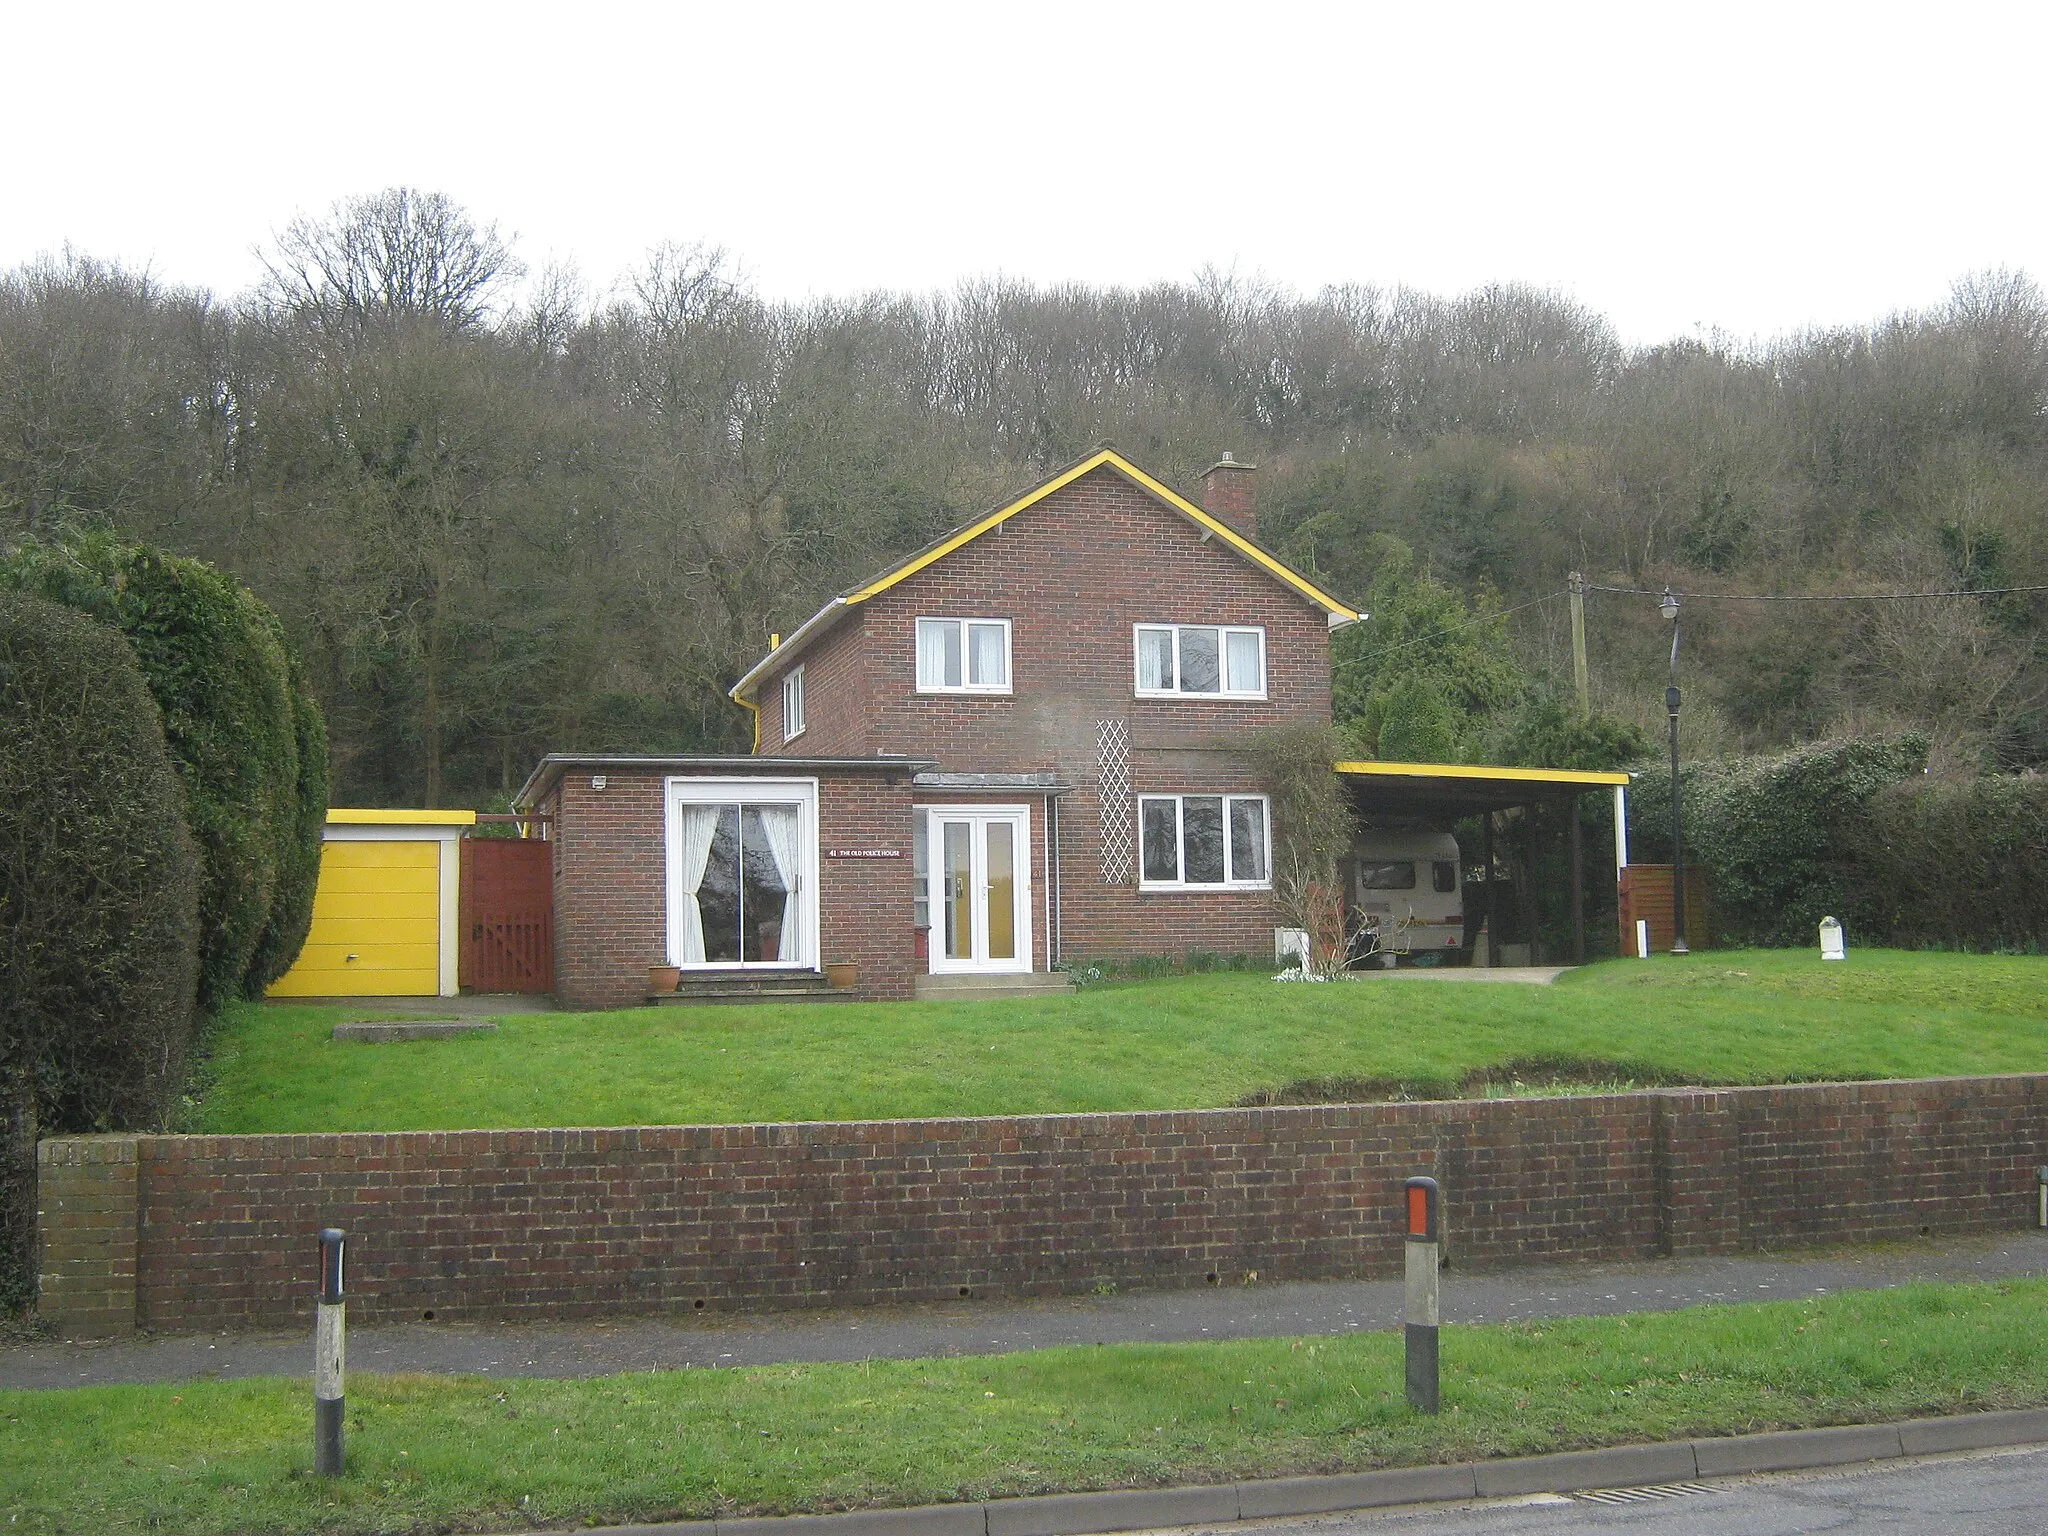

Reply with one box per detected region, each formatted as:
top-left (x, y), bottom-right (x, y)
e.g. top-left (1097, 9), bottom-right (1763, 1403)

top-left (649, 971), bottom-right (842, 1005)
top-left (913, 972), bottom-right (1077, 1002)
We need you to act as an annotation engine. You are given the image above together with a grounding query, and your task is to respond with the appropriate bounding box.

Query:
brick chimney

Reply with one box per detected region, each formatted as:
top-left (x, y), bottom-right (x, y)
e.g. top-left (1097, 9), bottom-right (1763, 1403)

top-left (1198, 452), bottom-right (1258, 542)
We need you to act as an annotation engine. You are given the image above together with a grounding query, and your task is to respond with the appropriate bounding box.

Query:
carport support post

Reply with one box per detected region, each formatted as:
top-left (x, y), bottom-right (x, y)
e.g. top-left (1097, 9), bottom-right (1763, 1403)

top-left (1518, 807), bottom-right (1540, 964)
top-left (1404, 1176), bottom-right (1441, 1413)
top-left (1481, 814), bottom-right (1498, 967)
top-left (1569, 797), bottom-right (1586, 966)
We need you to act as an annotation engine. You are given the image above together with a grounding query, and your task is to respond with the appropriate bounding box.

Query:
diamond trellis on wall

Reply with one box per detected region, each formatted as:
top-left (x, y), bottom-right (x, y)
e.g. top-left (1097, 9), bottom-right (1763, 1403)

top-left (1097, 718), bottom-right (1134, 884)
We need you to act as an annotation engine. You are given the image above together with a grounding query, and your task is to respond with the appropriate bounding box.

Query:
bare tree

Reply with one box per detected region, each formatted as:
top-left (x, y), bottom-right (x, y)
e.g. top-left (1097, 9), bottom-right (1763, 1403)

top-left (259, 188), bottom-right (522, 337)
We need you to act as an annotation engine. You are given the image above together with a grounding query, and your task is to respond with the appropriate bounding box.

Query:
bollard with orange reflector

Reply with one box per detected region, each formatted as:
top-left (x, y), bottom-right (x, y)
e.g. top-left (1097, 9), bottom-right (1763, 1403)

top-left (1404, 1176), bottom-right (1441, 1413)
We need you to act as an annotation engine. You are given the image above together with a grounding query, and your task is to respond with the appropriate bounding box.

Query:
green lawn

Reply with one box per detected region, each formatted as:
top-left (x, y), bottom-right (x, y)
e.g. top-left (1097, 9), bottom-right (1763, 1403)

top-left (195, 948), bottom-right (2048, 1134)
top-left (5, 1279), bottom-right (2046, 1536)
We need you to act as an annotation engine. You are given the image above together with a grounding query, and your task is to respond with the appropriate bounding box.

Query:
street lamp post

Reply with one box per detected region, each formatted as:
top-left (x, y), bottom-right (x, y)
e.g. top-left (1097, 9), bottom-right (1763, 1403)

top-left (1660, 587), bottom-right (1688, 956)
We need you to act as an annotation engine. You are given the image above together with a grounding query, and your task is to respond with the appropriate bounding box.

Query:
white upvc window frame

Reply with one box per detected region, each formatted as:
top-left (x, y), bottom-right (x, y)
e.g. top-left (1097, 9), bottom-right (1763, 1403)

top-left (782, 665), bottom-right (806, 742)
top-left (1137, 793), bottom-right (1273, 891)
top-left (1133, 623), bottom-right (1267, 699)
top-left (663, 776), bottom-right (820, 971)
top-left (915, 616), bottom-right (1013, 694)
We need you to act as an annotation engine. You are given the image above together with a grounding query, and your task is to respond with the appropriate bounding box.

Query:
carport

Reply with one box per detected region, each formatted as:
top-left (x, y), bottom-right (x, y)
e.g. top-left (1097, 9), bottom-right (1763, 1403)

top-left (1334, 762), bottom-right (1632, 966)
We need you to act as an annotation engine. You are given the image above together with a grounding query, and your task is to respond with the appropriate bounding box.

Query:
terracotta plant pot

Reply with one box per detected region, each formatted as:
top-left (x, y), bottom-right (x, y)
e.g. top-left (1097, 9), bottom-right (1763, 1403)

top-left (648, 965), bottom-right (682, 994)
top-left (824, 962), bottom-right (859, 990)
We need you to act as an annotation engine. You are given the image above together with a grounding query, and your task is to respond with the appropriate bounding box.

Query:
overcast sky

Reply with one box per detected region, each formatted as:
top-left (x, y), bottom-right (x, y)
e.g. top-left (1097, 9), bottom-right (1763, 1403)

top-left (7, 0), bottom-right (2042, 347)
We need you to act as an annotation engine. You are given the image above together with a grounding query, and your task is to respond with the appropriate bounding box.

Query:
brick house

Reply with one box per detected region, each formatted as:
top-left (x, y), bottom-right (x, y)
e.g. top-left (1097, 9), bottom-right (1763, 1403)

top-left (517, 449), bottom-right (1361, 1008)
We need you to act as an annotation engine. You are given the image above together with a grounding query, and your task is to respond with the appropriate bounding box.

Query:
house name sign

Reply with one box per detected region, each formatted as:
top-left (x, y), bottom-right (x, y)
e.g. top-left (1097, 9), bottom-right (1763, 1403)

top-left (826, 848), bottom-right (903, 859)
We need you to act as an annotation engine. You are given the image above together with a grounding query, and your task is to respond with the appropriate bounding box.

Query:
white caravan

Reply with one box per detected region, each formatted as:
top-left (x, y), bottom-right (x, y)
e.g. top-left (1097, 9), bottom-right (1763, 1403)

top-left (1349, 831), bottom-right (1464, 965)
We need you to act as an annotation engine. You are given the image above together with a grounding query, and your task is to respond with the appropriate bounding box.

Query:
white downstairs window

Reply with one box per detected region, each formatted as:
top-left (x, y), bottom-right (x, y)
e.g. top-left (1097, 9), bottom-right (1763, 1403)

top-left (1134, 624), bottom-right (1265, 698)
top-left (916, 617), bottom-right (1011, 693)
top-left (1138, 794), bottom-right (1271, 890)
top-left (782, 665), bottom-right (806, 742)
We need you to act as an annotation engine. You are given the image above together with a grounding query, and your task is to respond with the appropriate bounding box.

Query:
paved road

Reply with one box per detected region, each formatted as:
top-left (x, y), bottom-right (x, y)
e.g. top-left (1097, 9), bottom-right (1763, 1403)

top-left (5, 1233), bottom-right (2043, 1390)
top-left (1258, 1444), bottom-right (2048, 1534)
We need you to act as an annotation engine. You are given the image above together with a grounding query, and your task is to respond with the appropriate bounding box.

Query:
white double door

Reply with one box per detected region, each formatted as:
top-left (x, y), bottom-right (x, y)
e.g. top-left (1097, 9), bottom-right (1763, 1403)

top-left (926, 806), bottom-right (1032, 974)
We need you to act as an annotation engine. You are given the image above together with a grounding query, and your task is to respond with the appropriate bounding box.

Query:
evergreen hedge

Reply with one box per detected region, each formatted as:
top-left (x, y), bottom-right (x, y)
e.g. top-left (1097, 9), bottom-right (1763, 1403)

top-left (1861, 776), bottom-right (2048, 952)
top-left (0, 536), bottom-right (328, 1011)
top-left (0, 594), bottom-right (200, 1302)
top-left (244, 648), bottom-right (331, 995)
top-left (1626, 735), bottom-right (1929, 946)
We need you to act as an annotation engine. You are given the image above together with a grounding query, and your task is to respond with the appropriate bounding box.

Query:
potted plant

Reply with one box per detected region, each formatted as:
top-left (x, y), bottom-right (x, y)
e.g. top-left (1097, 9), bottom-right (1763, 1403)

top-left (648, 963), bottom-right (682, 994)
top-left (824, 961), bottom-right (858, 990)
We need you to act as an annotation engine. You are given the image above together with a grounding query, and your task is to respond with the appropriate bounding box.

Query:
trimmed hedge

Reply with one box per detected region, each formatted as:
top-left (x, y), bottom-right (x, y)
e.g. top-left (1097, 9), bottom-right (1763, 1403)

top-left (244, 647), bottom-right (331, 995)
top-left (1, 536), bottom-right (327, 1010)
top-left (1862, 775), bottom-right (2048, 952)
top-left (0, 594), bottom-right (199, 1302)
top-left (1627, 735), bottom-right (1929, 946)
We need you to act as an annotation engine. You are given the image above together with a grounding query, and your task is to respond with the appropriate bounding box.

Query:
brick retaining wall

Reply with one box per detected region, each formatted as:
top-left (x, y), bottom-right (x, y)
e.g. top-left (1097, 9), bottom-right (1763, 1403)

top-left (38, 1074), bottom-right (2048, 1336)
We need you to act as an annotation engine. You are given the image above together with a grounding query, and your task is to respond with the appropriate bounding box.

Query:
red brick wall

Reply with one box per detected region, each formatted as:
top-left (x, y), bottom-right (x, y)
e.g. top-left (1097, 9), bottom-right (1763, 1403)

top-left (752, 465), bottom-right (1339, 962)
top-left (548, 765), bottom-right (918, 1008)
top-left (550, 772), bottom-right (667, 1010)
top-left (44, 1074), bottom-right (2046, 1334)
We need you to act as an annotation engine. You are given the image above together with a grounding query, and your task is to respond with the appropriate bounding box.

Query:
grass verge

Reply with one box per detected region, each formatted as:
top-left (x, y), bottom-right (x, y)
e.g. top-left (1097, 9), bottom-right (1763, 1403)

top-left (201, 948), bottom-right (2048, 1133)
top-left (5, 1279), bottom-right (2048, 1535)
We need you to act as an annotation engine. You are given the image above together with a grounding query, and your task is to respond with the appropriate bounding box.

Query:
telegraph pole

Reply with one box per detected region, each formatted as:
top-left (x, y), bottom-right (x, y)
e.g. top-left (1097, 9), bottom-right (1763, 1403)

top-left (1568, 571), bottom-right (1590, 719)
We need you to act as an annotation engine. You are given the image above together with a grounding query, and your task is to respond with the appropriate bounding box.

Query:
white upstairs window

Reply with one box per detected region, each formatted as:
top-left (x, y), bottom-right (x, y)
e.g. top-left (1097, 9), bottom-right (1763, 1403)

top-left (782, 665), bottom-right (806, 742)
top-left (1134, 624), bottom-right (1265, 698)
top-left (916, 617), bottom-right (1012, 693)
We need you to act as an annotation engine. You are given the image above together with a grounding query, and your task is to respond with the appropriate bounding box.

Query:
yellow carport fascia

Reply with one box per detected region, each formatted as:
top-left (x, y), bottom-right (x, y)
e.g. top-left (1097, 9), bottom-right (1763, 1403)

top-left (841, 449), bottom-right (1362, 621)
top-left (1334, 761), bottom-right (1631, 787)
top-left (325, 808), bottom-right (479, 826)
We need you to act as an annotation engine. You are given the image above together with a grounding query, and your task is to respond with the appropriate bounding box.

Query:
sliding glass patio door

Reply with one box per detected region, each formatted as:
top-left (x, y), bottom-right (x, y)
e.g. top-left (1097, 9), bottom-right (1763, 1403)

top-left (667, 779), bottom-right (817, 969)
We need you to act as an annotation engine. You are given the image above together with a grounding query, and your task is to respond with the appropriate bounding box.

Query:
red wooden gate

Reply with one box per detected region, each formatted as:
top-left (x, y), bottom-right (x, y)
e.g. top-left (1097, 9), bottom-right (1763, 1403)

top-left (459, 837), bottom-right (554, 994)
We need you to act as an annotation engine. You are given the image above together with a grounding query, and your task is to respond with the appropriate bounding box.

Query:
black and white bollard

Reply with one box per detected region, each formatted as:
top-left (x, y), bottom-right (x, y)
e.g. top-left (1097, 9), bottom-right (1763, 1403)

top-left (2038, 1167), bottom-right (2047, 1231)
top-left (1404, 1176), bottom-right (1440, 1414)
top-left (315, 1228), bottom-right (347, 1476)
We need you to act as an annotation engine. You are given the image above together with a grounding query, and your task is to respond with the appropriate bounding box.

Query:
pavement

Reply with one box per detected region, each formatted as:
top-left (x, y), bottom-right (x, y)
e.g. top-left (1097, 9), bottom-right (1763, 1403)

top-left (1208, 1441), bottom-right (2048, 1536)
top-left (7, 1231), bottom-right (2043, 1390)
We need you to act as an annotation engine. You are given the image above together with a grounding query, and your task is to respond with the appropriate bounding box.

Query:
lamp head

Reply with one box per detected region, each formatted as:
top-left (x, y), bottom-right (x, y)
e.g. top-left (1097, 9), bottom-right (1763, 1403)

top-left (1659, 586), bottom-right (1681, 622)
top-left (1666, 684), bottom-right (1682, 716)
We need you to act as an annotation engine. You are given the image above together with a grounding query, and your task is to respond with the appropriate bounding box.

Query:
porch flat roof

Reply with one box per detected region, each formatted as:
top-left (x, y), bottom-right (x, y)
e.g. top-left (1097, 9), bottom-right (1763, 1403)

top-left (914, 771), bottom-right (1074, 794)
top-left (1335, 760), bottom-right (1630, 818)
top-left (514, 753), bottom-right (936, 810)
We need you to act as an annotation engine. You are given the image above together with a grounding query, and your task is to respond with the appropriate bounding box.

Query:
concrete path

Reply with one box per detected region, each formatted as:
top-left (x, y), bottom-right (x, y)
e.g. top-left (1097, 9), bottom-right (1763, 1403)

top-left (266, 992), bottom-right (557, 1016)
top-left (5, 1232), bottom-right (2042, 1391)
top-left (1362, 967), bottom-right (1570, 985)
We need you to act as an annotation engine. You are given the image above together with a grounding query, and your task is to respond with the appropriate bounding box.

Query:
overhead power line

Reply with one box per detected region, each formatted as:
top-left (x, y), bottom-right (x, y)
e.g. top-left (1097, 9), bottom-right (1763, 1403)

top-left (1587, 582), bottom-right (2048, 602)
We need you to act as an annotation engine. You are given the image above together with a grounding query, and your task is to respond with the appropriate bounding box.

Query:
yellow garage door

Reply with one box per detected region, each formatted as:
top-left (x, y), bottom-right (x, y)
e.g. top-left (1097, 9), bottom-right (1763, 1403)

top-left (269, 840), bottom-right (441, 997)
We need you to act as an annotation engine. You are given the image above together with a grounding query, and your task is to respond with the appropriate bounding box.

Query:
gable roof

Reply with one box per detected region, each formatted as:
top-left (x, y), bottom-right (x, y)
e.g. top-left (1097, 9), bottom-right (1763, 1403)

top-left (730, 448), bottom-right (1362, 703)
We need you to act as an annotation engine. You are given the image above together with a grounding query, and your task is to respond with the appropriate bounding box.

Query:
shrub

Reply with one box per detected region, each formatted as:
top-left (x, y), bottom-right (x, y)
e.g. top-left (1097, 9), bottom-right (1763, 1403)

top-left (0, 594), bottom-right (199, 1303)
top-left (243, 648), bottom-right (330, 996)
top-left (1247, 723), bottom-right (1358, 977)
top-left (1628, 735), bottom-right (1928, 946)
top-left (0, 535), bottom-right (324, 1010)
top-left (1861, 775), bottom-right (2048, 952)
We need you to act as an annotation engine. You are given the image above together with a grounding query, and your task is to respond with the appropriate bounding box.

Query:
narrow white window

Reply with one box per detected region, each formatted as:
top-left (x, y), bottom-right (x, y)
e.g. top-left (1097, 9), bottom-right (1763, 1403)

top-left (1136, 794), bottom-right (1273, 889)
top-left (1133, 625), bottom-right (1266, 699)
top-left (916, 617), bottom-right (1012, 693)
top-left (782, 665), bottom-right (806, 742)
